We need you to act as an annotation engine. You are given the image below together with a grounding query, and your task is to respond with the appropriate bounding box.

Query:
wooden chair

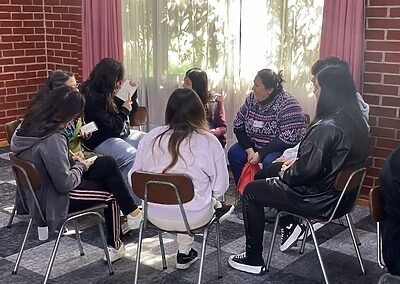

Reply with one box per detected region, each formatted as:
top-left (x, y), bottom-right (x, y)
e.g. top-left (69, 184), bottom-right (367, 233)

top-left (129, 106), bottom-right (148, 131)
top-left (369, 186), bottom-right (385, 269)
top-left (5, 118), bottom-right (22, 144)
top-left (4, 118), bottom-right (23, 228)
top-left (266, 166), bottom-right (367, 284)
top-left (131, 171), bottom-right (222, 284)
top-left (9, 153), bottom-right (114, 284)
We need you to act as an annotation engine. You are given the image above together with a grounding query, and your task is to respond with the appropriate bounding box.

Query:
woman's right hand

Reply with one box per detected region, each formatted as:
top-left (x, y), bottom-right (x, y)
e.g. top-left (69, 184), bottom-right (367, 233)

top-left (245, 148), bottom-right (256, 162)
top-left (122, 95), bottom-right (132, 111)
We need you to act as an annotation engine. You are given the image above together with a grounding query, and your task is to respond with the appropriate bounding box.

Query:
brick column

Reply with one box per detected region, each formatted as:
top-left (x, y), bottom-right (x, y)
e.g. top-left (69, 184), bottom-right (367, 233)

top-left (361, 0), bottom-right (400, 203)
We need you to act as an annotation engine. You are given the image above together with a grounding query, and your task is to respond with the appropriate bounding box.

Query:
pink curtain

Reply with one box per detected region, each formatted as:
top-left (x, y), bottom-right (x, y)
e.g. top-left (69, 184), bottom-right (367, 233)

top-left (319, 0), bottom-right (364, 91)
top-left (82, 0), bottom-right (123, 80)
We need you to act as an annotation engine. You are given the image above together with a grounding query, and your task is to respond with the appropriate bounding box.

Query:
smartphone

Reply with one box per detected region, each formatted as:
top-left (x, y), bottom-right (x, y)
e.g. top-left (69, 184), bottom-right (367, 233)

top-left (85, 156), bottom-right (98, 163)
top-left (80, 121), bottom-right (98, 133)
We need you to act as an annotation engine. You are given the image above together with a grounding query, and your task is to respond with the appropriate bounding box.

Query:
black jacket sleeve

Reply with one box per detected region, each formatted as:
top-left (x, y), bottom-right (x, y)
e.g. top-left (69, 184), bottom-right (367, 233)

top-left (234, 129), bottom-right (252, 150)
top-left (86, 95), bottom-right (129, 137)
top-left (282, 124), bottom-right (343, 187)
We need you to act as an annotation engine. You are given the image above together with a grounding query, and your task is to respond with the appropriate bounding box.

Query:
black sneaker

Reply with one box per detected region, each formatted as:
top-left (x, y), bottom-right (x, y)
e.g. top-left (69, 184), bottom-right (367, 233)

top-left (228, 252), bottom-right (266, 275)
top-left (215, 203), bottom-right (234, 223)
top-left (279, 222), bottom-right (306, 252)
top-left (176, 248), bottom-right (198, 269)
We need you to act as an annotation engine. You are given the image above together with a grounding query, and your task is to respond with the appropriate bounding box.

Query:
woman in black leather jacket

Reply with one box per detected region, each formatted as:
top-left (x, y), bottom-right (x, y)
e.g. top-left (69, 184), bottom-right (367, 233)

top-left (228, 65), bottom-right (369, 275)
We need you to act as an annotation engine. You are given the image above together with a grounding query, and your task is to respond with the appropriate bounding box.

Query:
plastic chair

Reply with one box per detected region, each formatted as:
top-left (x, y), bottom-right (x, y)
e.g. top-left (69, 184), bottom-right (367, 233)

top-left (9, 153), bottom-right (114, 284)
top-left (266, 166), bottom-right (367, 284)
top-left (4, 118), bottom-right (23, 228)
top-left (131, 171), bottom-right (222, 284)
top-left (369, 186), bottom-right (385, 269)
top-left (129, 106), bottom-right (148, 131)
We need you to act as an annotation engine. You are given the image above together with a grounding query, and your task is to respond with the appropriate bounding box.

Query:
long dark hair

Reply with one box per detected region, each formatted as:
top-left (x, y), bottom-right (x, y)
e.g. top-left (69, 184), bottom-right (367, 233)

top-left (153, 88), bottom-right (208, 173)
top-left (315, 65), bottom-right (364, 128)
top-left (18, 86), bottom-right (84, 137)
top-left (80, 58), bottom-right (124, 114)
top-left (185, 68), bottom-right (210, 106)
top-left (256, 69), bottom-right (284, 96)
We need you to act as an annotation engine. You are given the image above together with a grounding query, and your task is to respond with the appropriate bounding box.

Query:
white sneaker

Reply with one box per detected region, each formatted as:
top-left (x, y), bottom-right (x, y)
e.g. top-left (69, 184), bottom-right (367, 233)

top-left (104, 243), bottom-right (125, 263)
top-left (126, 211), bottom-right (143, 231)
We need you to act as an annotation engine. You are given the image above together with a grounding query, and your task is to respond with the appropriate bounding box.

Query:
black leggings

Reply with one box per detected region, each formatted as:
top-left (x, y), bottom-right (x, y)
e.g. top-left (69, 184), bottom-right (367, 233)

top-left (253, 162), bottom-right (298, 228)
top-left (69, 156), bottom-right (137, 248)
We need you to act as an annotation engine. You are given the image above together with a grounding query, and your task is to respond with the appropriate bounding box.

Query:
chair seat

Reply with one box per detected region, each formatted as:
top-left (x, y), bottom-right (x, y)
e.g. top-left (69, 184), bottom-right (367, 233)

top-left (145, 217), bottom-right (218, 235)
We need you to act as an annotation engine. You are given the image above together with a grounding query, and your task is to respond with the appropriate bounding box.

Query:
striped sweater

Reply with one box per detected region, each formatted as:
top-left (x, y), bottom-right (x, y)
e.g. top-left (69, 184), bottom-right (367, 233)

top-left (233, 91), bottom-right (306, 152)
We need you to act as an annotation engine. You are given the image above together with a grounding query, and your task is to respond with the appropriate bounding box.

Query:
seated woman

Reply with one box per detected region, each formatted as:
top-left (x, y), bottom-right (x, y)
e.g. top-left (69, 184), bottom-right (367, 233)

top-left (379, 148), bottom-right (400, 276)
top-left (80, 58), bottom-right (146, 203)
top-left (11, 85), bottom-right (140, 263)
top-left (129, 88), bottom-right (233, 270)
top-left (183, 68), bottom-right (227, 147)
top-left (228, 65), bottom-right (369, 275)
top-left (228, 68), bottom-right (306, 185)
top-left (31, 70), bottom-right (143, 234)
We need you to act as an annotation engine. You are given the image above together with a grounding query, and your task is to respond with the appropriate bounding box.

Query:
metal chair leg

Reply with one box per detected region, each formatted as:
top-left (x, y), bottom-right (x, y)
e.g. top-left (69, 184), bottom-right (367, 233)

top-left (43, 223), bottom-right (66, 284)
top-left (198, 226), bottom-right (209, 284)
top-left (6, 205), bottom-right (16, 228)
top-left (134, 220), bottom-right (145, 284)
top-left (299, 223), bottom-right (309, 255)
top-left (377, 222), bottom-right (385, 269)
top-left (347, 214), bottom-right (361, 246)
top-left (345, 214), bottom-right (365, 275)
top-left (97, 220), bottom-right (113, 275)
top-left (304, 219), bottom-right (329, 284)
top-left (266, 212), bottom-right (282, 271)
top-left (216, 221), bottom-right (222, 279)
top-left (74, 220), bottom-right (84, 256)
top-left (158, 232), bottom-right (167, 270)
top-left (12, 218), bottom-right (33, 274)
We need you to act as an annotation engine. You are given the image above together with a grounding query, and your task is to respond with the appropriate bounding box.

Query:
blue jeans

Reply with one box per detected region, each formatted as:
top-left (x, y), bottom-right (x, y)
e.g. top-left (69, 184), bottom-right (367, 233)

top-left (227, 142), bottom-right (282, 185)
top-left (94, 130), bottom-right (146, 203)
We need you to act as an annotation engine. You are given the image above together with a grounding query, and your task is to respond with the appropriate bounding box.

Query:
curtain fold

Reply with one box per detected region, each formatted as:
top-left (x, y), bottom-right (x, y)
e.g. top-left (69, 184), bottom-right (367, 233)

top-left (319, 0), bottom-right (365, 91)
top-left (82, 0), bottom-right (123, 80)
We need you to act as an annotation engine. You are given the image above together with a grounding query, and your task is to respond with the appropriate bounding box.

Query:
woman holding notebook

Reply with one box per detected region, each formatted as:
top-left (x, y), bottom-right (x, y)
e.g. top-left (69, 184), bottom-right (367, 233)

top-left (80, 58), bottom-right (146, 203)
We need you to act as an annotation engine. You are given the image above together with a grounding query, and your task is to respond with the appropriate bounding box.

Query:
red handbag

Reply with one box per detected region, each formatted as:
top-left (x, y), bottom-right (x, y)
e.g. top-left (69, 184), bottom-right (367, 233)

top-left (237, 162), bottom-right (260, 196)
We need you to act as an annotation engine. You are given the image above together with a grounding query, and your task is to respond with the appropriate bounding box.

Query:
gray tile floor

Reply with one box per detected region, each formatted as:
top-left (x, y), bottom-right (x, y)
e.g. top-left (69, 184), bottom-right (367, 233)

top-left (0, 146), bottom-right (390, 283)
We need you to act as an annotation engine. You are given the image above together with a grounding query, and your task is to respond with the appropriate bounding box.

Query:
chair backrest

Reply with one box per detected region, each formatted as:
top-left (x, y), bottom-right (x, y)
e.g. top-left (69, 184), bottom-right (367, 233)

top-left (5, 118), bottom-right (22, 144)
top-left (10, 153), bottom-right (41, 191)
top-left (9, 153), bottom-right (45, 223)
top-left (129, 106), bottom-right (148, 127)
top-left (131, 171), bottom-right (194, 204)
top-left (369, 186), bottom-right (384, 222)
top-left (328, 166), bottom-right (367, 221)
top-left (131, 171), bottom-right (195, 234)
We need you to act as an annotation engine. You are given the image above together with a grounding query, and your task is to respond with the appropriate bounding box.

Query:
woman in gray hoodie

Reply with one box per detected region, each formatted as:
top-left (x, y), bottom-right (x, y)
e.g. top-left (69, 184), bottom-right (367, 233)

top-left (11, 85), bottom-right (136, 262)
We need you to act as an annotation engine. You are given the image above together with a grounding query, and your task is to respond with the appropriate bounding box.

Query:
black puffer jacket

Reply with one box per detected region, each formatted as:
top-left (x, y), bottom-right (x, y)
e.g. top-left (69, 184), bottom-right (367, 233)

top-left (275, 109), bottom-right (369, 219)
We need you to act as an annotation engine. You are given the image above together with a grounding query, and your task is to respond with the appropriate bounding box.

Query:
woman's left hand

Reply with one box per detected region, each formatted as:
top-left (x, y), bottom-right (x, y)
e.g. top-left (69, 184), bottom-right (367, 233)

top-left (77, 131), bottom-right (92, 140)
top-left (249, 152), bottom-right (260, 165)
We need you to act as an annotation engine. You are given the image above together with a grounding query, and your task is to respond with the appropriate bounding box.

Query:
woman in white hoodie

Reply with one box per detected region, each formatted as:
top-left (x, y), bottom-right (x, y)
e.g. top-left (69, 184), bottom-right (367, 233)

top-left (129, 88), bottom-right (233, 270)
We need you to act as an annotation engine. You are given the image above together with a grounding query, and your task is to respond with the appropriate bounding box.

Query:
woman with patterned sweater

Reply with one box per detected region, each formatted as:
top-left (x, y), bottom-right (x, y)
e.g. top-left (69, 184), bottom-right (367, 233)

top-left (228, 68), bottom-right (307, 185)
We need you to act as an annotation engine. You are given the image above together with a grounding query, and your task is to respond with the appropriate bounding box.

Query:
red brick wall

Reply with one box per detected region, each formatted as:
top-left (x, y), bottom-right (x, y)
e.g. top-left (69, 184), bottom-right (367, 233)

top-left (0, 0), bottom-right (82, 143)
top-left (362, 0), bottom-right (400, 198)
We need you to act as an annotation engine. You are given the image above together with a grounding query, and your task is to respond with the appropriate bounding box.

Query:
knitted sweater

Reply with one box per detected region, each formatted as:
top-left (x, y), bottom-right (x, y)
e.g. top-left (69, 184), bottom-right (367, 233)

top-left (233, 91), bottom-right (306, 157)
